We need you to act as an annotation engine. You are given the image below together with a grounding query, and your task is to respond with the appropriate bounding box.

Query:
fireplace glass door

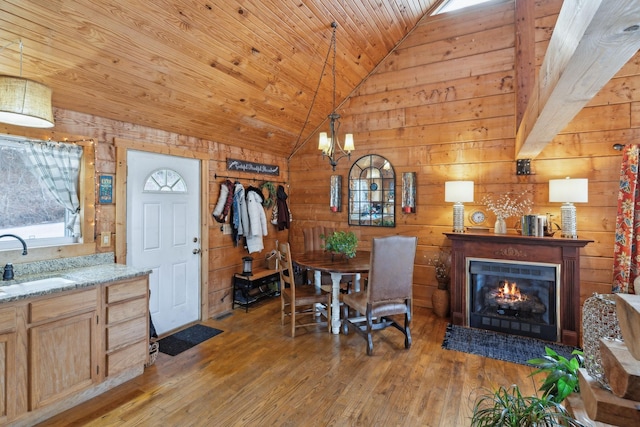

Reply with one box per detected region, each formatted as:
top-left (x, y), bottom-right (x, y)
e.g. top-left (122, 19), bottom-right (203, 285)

top-left (467, 259), bottom-right (560, 342)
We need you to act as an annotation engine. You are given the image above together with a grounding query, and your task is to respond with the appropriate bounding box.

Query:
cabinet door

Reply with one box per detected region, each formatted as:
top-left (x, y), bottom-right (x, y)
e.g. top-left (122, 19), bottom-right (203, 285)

top-left (0, 304), bottom-right (16, 423)
top-left (0, 332), bottom-right (15, 422)
top-left (29, 310), bottom-right (97, 410)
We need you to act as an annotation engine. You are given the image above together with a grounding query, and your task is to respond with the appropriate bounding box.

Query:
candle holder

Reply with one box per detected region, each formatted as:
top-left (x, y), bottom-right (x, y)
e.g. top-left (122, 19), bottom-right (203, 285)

top-left (402, 172), bottom-right (416, 213)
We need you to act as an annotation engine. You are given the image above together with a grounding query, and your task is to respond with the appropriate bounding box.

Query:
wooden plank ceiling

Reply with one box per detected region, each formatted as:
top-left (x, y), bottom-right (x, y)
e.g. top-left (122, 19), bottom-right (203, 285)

top-left (0, 0), bottom-right (443, 156)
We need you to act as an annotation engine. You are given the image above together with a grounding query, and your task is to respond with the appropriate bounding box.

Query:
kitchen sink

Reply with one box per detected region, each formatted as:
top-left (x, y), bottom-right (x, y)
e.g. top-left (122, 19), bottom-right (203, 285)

top-left (0, 277), bottom-right (76, 295)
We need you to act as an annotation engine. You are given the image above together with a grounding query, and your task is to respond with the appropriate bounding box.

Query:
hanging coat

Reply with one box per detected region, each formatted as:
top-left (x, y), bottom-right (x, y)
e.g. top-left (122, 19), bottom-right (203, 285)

top-left (274, 185), bottom-right (292, 231)
top-left (212, 179), bottom-right (234, 223)
top-left (232, 182), bottom-right (249, 246)
top-left (245, 186), bottom-right (268, 253)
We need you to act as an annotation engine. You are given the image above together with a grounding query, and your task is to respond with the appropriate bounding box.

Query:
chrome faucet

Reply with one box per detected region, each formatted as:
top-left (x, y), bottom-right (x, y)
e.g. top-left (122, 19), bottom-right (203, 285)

top-left (0, 234), bottom-right (28, 281)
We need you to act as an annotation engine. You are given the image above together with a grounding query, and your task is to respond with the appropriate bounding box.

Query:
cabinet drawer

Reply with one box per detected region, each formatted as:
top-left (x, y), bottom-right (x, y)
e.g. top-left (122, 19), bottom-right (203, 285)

top-left (106, 340), bottom-right (147, 376)
top-left (106, 278), bottom-right (147, 304)
top-left (106, 316), bottom-right (147, 351)
top-left (106, 298), bottom-right (147, 325)
top-left (29, 288), bottom-right (98, 324)
top-left (0, 307), bottom-right (16, 334)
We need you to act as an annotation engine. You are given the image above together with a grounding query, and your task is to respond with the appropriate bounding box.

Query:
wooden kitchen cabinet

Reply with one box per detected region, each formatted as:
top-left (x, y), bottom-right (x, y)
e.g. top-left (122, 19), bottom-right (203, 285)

top-left (103, 277), bottom-right (149, 376)
top-left (3, 273), bottom-right (149, 426)
top-left (28, 287), bottom-right (98, 410)
top-left (0, 307), bottom-right (16, 424)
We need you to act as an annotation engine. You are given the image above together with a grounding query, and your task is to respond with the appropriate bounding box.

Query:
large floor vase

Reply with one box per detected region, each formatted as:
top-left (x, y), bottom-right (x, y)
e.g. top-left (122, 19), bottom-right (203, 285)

top-left (432, 288), bottom-right (450, 318)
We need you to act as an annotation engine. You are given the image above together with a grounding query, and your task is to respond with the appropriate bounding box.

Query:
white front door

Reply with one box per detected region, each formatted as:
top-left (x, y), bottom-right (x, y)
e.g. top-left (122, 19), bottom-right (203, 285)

top-left (126, 150), bottom-right (201, 335)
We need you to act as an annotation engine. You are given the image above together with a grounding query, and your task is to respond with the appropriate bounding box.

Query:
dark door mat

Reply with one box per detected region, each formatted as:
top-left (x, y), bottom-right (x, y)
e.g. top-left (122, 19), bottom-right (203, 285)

top-left (442, 324), bottom-right (580, 366)
top-left (158, 324), bottom-right (223, 356)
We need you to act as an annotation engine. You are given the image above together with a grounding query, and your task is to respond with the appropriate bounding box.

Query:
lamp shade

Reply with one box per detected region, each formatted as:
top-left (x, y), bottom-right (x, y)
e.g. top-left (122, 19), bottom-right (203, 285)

top-left (0, 75), bottom-right (54, 128)
top-left (343, 133), bottom-right (354, 152)
top-left (445, 181), bottom-right (474, 203)
top-left (318, 132), bottom-right (329, 151)
top-left (549, 178), bottom-right (588, 203)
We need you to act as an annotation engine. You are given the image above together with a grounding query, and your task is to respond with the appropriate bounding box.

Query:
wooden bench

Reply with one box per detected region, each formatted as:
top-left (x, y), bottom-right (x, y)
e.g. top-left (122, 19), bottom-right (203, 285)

top-left (232, 269), bottom-right (280, 312)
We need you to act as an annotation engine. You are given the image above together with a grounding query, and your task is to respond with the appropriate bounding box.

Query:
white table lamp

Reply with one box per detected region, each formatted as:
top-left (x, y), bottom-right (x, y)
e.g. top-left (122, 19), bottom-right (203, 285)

top-left (549, 177), bottom-right (588, 238)
top-left (445, 181), bottom-right (474, 233)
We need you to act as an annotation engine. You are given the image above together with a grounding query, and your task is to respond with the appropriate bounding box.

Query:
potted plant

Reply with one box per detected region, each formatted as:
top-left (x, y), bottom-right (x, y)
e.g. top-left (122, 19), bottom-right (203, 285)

top-left (470, 384), bottom-right (584, 426)
top-left (527, 347), bottom-right (584, 404)
top-left (470, 347), bottom-right (585, 426)
top-left (429, 249), bottom-right (451, 318)
top-left (321, 231), bottom-right (358, 259)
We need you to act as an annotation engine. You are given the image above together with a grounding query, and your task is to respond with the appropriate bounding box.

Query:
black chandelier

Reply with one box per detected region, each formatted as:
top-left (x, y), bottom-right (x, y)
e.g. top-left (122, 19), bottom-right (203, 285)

top-left (317, 22), bottom-right (354, 171)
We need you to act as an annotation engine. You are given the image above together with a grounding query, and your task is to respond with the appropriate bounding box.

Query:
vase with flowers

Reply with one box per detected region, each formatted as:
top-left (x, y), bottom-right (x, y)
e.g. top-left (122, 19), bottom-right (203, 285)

top-left (429, 249), bottom-right (451, 318)
top-left (481, 192), bottom-right (533, 234)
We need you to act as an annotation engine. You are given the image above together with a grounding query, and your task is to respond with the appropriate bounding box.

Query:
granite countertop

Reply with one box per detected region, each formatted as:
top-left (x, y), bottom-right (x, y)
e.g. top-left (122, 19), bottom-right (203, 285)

top-left (0, 252), bottom-right (151, 303)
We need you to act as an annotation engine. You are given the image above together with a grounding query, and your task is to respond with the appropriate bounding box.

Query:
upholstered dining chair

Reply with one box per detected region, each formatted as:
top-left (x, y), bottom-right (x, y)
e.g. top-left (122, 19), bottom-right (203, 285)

top-left (279, 242), bottom-right (331, 337)
top-left (341, 235), bottom-right (417, 355)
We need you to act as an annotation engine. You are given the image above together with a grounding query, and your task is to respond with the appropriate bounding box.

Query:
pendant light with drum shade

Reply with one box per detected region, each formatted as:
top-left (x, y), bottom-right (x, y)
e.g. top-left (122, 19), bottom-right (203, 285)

top-left (0, 40), bottom-right (54, 128)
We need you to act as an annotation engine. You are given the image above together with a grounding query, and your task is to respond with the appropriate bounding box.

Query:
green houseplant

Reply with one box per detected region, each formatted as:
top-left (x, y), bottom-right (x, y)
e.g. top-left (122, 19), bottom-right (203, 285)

top-left (527, 347), bottom-right (584, 403)
top-left (470, 347), bottom-right (585, 426)
top-left (470, 384), bottom-right (584, 427)
top-left (321, 231), bottom-right (358, 259)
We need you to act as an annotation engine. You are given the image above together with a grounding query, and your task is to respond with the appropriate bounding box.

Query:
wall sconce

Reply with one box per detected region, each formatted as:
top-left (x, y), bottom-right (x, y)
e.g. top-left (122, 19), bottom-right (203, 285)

top-left (549, 177), bottom-right (588, 238)
top-left (330, 175), bottom-right (342, 212)
top-left (402, 172), bottom-right (416, 213)
top-left (445, 181), bottom-right (474, 233)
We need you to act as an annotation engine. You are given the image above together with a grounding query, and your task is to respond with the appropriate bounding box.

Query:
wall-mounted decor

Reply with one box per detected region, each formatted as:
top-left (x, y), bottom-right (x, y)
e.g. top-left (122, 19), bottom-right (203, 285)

top-left (401, 172), bottom-right (416, 213)
top-left (226, 158), bottom-right (279, 176)
top-left (99, 175), bottom-right (113, 204)
top-left (330, 175), bottom-right (342, 212)
top-left (348, 154), bottom-right (395, 227)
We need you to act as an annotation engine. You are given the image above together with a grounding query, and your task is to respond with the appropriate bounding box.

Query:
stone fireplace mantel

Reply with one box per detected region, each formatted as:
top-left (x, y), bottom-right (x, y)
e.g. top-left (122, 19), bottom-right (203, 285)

top-left (444, 232), bottom-right (593, 346)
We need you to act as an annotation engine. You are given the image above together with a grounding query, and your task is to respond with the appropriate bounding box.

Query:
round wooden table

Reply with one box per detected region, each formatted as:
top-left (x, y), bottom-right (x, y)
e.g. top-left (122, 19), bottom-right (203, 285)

top-left (294, 250), bottom-right (370, 334)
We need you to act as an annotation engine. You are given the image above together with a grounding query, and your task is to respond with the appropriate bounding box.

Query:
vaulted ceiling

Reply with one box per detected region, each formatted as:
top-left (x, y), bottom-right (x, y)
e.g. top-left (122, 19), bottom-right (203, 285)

top-left (0, 0), bottom-right (445, 157)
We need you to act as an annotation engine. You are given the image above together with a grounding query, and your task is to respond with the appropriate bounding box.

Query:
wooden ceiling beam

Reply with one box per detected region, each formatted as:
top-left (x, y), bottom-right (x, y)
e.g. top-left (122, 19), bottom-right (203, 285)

top-left (516, 0), bottom-right (640, 160)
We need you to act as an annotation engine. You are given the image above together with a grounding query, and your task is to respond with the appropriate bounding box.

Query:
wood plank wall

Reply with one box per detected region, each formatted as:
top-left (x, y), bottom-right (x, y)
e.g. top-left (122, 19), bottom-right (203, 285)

top-left (1, 110), bottom-right (289, 318)
top-left (1, 0), bottom-right (632, 323)
top-left (288, 0), bottom-right (627, 314)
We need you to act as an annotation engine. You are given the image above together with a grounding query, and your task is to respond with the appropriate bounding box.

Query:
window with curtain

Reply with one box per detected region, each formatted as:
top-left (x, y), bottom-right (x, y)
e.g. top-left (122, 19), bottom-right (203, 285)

top-left (0, 136), bottom-right (83, 250)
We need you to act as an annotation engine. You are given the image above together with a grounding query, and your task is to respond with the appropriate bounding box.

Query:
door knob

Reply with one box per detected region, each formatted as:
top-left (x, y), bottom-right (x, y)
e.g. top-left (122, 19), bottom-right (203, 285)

top-left (192, 248), bottom-right (201, 254)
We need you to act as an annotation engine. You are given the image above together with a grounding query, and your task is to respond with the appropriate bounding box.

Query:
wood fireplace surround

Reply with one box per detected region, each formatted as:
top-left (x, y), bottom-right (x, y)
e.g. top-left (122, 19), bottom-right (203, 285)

top-left (444, 232), bottom-right (592, 346)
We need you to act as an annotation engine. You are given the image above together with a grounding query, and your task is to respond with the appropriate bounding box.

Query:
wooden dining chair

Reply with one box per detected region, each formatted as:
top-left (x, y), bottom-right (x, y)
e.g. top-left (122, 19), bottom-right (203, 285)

top-left (279, 242), bottom-right (331, 337)
top-left (341, 235), bottom-right (417, 355)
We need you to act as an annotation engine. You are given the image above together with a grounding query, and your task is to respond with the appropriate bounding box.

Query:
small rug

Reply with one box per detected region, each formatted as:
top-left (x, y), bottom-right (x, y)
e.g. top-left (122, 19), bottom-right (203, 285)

top-left (158, 324), bottom-right (223, 356)
top-left (441, 324), bottom-right (580, 366)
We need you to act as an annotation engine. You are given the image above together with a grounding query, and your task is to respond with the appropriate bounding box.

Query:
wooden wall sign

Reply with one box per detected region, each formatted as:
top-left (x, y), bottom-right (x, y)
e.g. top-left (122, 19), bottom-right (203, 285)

top-left (226, 158), bottom-right (279, 176)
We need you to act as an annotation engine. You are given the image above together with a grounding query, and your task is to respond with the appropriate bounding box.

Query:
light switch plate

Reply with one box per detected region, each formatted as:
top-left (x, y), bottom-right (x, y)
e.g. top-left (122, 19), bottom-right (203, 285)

top-left (101, 232), bottom-right (111, 247)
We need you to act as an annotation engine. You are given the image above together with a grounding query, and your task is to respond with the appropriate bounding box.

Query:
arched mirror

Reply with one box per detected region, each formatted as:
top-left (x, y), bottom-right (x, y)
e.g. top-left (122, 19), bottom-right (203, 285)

top-left (348, 154), bottom-right (395, 227)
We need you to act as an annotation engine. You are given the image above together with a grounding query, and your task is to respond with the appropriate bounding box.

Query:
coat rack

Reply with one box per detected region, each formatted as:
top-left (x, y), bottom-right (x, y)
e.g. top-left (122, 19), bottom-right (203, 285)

top-left (214, 173), bottom-right (287, 185)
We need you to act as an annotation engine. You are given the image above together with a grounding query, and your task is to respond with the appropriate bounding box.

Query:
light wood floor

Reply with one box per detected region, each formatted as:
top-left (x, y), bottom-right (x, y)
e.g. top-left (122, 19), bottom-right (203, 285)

top-left (38, 300), bottom-right (539, 426)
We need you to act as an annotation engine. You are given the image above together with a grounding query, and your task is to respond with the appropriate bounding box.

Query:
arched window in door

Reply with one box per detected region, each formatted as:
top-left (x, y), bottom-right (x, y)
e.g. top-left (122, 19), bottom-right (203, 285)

top-left (348, 155), bottom-right (395, 227)
top-left (143, 169), bottom-right (187, 193)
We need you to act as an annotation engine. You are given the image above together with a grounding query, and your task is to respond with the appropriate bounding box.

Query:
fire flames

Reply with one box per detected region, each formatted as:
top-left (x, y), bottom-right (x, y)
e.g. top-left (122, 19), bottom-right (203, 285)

top-left (497, 281), bottom-right (527, 301)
